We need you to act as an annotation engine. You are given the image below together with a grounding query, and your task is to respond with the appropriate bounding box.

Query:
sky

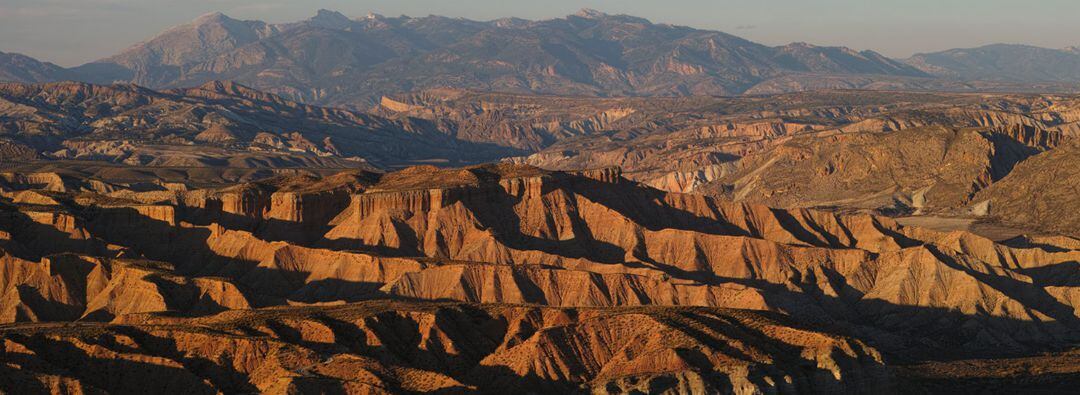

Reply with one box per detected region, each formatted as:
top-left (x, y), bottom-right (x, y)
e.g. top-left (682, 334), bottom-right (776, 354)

top-left (2, 0), bottom-right (1079, 67)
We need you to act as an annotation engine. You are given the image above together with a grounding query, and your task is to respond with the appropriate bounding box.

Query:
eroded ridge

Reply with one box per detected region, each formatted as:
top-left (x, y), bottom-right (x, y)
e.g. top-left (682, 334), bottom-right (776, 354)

top-left (2, 164), bottom-right (1079, 393)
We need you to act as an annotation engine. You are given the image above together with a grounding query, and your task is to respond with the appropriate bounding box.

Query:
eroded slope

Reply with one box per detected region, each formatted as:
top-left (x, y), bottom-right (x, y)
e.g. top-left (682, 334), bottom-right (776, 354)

top-left (1, 164), bottom-right (1079, 393)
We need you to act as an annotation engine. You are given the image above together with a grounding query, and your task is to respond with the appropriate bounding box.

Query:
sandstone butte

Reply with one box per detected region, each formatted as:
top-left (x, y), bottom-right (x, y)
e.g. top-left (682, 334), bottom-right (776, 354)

top-left (1, 163), bottom-right (1080, 393)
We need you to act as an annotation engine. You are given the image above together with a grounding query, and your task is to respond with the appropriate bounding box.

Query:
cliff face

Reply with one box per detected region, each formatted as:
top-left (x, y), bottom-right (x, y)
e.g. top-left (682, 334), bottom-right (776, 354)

top-left (1, 164), bottom-right (1080, 392)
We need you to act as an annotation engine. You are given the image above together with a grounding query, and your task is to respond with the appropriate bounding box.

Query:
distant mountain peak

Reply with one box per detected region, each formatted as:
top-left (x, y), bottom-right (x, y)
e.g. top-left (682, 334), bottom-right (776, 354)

top-left (315, 8), bottom-right (347, 18)
top-left (309, 9), bottom-right (353, 29)
top-left (193, 11), bottom-right (231, 24)
top-left (493, 17), bottom-right (529, 28)
top-left (571, 8), bottom-right (650, 24)
top-left (0, 51), bottom-right (74, 83)
top-left (574, 8), bottom-right (609, 19)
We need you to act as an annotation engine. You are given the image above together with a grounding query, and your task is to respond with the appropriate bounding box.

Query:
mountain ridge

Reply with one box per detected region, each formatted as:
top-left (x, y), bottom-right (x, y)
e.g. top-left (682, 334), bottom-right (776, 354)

top-left (4, 8), bottom-right (1041, 109)
top-left (905, 43), bottom-right (1080, 82)
top-left (7, 9), bottom-right (1080, 106)
top-left (0, 51), bottom-right (75, 83)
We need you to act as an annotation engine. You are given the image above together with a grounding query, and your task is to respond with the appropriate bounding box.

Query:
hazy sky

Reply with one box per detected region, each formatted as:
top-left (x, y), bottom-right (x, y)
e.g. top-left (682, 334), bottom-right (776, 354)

top-left (2, 0), bottom-right (1079, 67)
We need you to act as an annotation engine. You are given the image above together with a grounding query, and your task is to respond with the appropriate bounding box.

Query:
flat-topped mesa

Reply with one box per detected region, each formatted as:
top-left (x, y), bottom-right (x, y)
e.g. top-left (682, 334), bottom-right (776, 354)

top-left (85, 204), bottom-right (177, 234)
top-left (180, 171), bottom-right (374, 225)
top-left (193, 182), bottom-right (278, 218)
top-left (351, 164), bottom-right (622, 219)
top-left (993, 123), bottom-right (1065, 149)
top-left (22, 211), bottom-right (83, 236)
top-left (0, 172), bottom-right (69, 193)
top-left (570, 166), bottom-right (622, 183)
top-left (258, 173), bottom-right (372, 225)
top-left (217, 186), bottom-right (272, 218)
top-left (133, 205), bottom-right (176, 226)
top-left (366, 163), bottom-right (552, 192)
top-left (265, 189), bottom-right (353, 223)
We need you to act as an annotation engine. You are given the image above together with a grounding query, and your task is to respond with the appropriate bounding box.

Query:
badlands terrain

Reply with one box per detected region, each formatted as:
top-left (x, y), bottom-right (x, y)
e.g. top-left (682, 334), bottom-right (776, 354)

top-left (0, 159), bottom-right (1077, 393)
top-left (1, 9), bottom-right (1080, 393)
top-left (4, 79), bottom-right (1080, 238)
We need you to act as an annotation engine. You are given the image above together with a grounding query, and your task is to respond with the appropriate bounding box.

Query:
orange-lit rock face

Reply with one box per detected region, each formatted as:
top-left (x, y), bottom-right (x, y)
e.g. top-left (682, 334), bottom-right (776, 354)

top-left (1, 164), bottom-right (1079, 393)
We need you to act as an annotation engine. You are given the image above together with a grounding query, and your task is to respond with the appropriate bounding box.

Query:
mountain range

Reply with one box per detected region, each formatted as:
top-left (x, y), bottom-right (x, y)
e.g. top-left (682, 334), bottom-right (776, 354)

top-left (4, 9), bottom-right (1080, 108)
